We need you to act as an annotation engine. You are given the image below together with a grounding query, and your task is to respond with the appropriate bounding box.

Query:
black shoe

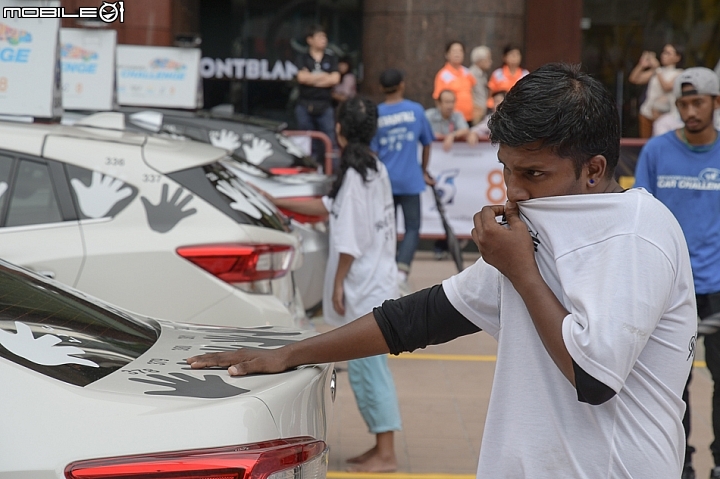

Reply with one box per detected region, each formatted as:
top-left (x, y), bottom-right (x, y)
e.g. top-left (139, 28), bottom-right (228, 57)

top-left (681, 465), bottom-right (695, 479)
top-left (710, 466), bottom-right (720, 479)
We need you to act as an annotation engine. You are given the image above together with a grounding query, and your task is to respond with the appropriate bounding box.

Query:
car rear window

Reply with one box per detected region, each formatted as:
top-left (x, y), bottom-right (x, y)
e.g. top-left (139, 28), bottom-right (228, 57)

top-left (169, 161), bottom-right (288, 232)
top-left (0, 263), bottom-right (159, 387)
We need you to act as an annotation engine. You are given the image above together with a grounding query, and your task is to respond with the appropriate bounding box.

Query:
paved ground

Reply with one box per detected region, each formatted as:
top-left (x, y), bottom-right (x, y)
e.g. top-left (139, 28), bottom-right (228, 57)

top-left (314, 250), bottom-right (716, 479)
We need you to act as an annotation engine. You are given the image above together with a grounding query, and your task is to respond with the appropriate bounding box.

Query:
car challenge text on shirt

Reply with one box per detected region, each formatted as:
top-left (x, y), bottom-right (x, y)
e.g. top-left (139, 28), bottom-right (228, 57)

top-left (657, 168), bottom-right (720, 190)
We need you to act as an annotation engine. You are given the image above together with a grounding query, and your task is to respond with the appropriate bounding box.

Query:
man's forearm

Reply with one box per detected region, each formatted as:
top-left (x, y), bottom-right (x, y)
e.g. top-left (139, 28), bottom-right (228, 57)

top-left (421, 145), bottom-right (431, 172)
top-left (282, 312), bottom-right (391, 366)
top-left (313, 72), bottom-right (340, 88)
top-left (453, 128), bottom-right (471, 139)
top-left (512, 270), bottom-right (576, 386)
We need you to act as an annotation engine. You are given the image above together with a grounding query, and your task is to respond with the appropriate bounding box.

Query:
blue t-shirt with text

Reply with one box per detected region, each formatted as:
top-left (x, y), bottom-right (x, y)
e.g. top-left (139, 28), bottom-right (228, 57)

top-left (370, 99), bottom-right (434, 195)
top-left (634, 130), bottom-right (720, 294)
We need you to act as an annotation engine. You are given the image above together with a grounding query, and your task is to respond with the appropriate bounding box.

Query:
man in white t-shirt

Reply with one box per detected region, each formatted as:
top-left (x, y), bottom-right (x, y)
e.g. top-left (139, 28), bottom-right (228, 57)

top-left (188, 64), bottom-right (697, 478)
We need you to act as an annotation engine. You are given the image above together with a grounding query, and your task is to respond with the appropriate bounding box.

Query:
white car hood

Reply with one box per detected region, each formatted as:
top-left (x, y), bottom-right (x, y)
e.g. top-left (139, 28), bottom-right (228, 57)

top-left (1, 321), bottom-right (333, 474)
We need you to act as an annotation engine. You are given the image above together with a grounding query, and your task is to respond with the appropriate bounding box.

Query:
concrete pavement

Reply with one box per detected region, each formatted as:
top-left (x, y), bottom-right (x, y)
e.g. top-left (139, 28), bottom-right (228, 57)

top-left (316, 251), bottom-right (715, 478)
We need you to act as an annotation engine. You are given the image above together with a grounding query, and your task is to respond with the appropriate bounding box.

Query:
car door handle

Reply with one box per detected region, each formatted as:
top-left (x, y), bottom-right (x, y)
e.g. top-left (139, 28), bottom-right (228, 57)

top-left (35, 270), bottom-right (55, 279)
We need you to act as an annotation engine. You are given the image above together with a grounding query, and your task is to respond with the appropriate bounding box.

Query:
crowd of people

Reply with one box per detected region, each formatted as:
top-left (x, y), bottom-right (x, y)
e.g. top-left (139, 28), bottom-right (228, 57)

top-left (294, 23), bottom-right (528, 159)
top-left (284, 23), bottom-right (720, 479)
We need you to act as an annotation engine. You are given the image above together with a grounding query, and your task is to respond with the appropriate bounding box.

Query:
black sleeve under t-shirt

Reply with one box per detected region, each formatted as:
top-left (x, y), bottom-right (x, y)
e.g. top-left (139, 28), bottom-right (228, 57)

top-left (373, 284), bottom-right (617, 405)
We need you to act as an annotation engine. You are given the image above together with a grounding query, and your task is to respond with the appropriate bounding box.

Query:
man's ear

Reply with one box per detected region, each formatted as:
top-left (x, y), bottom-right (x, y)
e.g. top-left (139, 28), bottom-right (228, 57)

top-left (586, 155), bottom-right (608, 182)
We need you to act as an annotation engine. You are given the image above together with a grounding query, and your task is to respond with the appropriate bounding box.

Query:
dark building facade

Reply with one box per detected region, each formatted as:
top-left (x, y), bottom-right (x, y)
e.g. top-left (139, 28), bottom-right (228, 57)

top-left (61, 0), bottom-right (720, 135)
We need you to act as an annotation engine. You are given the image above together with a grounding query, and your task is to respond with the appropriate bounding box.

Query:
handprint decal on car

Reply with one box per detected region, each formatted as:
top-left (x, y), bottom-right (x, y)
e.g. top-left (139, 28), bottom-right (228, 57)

top-left (71, 171), bottom-right (133, 219)
top-left (129, 372), bottom-right (249, 398)
top-left (242, 137), bottom-right (273, 165)
top-left (141, 184), bottom-right (197, 233)
top-left (209, 129), bottom-right (241, 152)
top-left (216, 178), bottom-right (274, 220)
top-left (276, 133), bottom-right (306, 158)
top-left (0, 321), bottom-right (98, 367)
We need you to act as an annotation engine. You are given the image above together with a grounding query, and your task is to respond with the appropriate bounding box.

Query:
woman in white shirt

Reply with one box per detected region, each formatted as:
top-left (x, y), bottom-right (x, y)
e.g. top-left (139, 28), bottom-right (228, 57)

top-left (266, 96), bottom-right (401, 473)
top-left (629, 44), bottom-right (684, 138)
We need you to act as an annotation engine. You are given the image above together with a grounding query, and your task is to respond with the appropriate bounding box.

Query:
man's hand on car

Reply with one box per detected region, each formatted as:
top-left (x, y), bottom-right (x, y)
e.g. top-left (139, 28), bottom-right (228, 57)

top-left (187, 348), bottom-right (290, 376)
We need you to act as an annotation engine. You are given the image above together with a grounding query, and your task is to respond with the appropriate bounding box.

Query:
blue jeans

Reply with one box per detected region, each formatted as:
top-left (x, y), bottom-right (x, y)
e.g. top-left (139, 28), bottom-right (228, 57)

top-left (394, 194), bottom-right (421, 273)
top-left (294, 103), bottom-right (336, 170)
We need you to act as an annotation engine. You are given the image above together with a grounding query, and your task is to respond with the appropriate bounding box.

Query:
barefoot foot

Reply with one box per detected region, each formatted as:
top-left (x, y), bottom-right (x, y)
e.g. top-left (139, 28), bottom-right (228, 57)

top-left (346, 453), bottom-right (397, 473)
top-left (346, 446), bottom-right (378, 464)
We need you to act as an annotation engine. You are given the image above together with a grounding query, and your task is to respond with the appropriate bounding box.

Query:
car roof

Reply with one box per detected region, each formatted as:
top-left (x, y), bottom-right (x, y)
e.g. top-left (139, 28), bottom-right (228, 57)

top-left (0, 115), bottom-right (229, 173)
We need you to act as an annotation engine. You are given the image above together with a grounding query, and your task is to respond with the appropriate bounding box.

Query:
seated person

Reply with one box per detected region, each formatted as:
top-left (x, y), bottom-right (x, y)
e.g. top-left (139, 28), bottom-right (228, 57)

top-left (425, 90), bottom-right (479, 151)
top-left (473, 90), bottom-right (507, 139)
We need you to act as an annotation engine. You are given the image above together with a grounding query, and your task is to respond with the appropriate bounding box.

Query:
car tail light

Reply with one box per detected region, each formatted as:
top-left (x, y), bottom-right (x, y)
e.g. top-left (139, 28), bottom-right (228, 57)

top-left (65, 437), bottom-right (328, 479)
top-left (269, 167), bottom-right (316, 175)
top-left (277, 198), bottom-right (327, 225)
top-left (177, 244), bottom-right (294, 293)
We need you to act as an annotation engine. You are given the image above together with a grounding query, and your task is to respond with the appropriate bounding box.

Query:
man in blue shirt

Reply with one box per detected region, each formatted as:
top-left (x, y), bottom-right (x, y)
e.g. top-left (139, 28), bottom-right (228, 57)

top-left (635, 67), bottom-right (720, 479)
top-left (371, 69), bottom-right (435, 294)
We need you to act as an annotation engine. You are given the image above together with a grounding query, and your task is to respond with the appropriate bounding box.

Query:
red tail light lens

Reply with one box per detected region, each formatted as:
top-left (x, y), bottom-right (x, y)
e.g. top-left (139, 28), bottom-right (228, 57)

top-left (65, 437), bottom-right (328, 479)
top-left (177, 244), bottom-right (294, 283)
top-left (268, 167), bottom-right (316, 175)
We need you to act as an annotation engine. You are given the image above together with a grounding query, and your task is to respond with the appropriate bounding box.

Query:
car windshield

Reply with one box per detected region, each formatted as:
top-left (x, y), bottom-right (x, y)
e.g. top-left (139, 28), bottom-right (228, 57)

top-left (169, 161), bottom-right (288, 232)
top-left (0, 263), bottom-right (159, 387)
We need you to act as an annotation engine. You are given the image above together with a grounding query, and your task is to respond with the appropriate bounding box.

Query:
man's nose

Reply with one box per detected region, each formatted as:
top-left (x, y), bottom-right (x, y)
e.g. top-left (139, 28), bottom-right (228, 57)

top-left (505, 176), bottom-right (530, 202)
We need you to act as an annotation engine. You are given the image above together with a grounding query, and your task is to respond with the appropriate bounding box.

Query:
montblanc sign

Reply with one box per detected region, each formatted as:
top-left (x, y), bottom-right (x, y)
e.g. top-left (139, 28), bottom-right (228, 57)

top-left (200, 57), bottom-right (298, 81)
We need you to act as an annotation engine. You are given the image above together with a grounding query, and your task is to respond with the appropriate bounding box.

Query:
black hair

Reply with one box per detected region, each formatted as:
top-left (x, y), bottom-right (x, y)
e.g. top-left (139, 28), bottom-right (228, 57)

top-left (488, 63), bottom-right (620, 179)
top-left (503, 44), bottom-right (522, 57)
top-left (306, 24), bottom-right (325, 38)
top-left (329, 97), bottom-right (379, 198)
top-left (445, 40), bottom-right (465, 53)
top-left (668, 43), bottom-right (685, 68)
top-left (338, 55), bottom-right (352, 80)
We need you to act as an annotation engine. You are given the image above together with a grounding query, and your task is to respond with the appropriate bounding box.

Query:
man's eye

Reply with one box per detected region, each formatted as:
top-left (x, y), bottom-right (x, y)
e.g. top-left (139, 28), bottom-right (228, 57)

top-left (527, 170), bottom-right (543, 177)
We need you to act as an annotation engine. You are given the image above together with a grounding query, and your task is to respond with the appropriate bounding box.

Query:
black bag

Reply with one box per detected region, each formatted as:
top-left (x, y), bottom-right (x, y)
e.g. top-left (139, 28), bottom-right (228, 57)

top-left (302, 100), bottom-right (331, 116)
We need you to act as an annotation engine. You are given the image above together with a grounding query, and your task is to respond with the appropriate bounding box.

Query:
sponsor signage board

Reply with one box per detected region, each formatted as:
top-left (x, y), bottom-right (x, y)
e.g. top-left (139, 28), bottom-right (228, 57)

top-left (117, 45), bottom-right (202, 109)
top-left (0, 0), bottom-right (62, 118)
top-left (397, 142), bottom-right (506, 238)
top-left (60, 28), bottom-right (116, 111)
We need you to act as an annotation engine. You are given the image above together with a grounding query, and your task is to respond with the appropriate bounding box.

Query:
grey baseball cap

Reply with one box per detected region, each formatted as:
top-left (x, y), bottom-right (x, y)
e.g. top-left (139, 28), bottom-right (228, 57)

top-left (673, 67), bottom-right (720, 98)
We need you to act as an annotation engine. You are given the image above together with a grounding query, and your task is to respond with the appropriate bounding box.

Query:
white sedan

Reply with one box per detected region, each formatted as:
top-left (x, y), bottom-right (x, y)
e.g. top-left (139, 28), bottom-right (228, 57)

top-left (0, 260), bottom-right (334, 478)
top-left (0, 113), bottom-right (308, 327)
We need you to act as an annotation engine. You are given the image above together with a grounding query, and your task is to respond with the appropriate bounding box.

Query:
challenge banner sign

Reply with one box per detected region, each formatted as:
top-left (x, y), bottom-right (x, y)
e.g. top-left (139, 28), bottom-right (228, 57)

top-left (0, 0), bottom-right (61, 118)
top-left (398, 142), bottom-right (506, 238)
top-left (60, 28), bottom-right (116, 111)
top-left (117, 45), bottom-right (201, 109)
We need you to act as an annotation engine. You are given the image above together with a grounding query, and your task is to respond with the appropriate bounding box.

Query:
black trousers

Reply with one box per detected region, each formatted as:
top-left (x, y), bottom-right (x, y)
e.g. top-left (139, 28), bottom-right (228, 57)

top-left (685, 291), bottom-right (720, 467)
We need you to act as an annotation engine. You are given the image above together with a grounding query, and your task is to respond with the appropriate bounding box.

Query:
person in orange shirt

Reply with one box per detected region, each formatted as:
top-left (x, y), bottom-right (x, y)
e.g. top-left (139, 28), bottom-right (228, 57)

top-left (487, 44), bottom-right (529, 110)
top-left (433, 41), bottom-right (476, 123)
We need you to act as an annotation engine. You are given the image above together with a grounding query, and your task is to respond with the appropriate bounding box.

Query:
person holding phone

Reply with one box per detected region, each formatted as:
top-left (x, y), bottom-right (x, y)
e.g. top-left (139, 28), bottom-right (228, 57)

top-left (629, 45), bottom-right (684, 138)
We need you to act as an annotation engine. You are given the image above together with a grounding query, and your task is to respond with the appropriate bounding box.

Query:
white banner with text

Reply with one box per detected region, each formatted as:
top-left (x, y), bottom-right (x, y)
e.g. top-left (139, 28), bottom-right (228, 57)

top-left (60, 28), bottom-right (116, 111)
top-left (397, 141), bottom-right (505, 238)
top-left (117, 45), bottom-right (201, 109)
top-left (0, 0), bottom-right (61, 118)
